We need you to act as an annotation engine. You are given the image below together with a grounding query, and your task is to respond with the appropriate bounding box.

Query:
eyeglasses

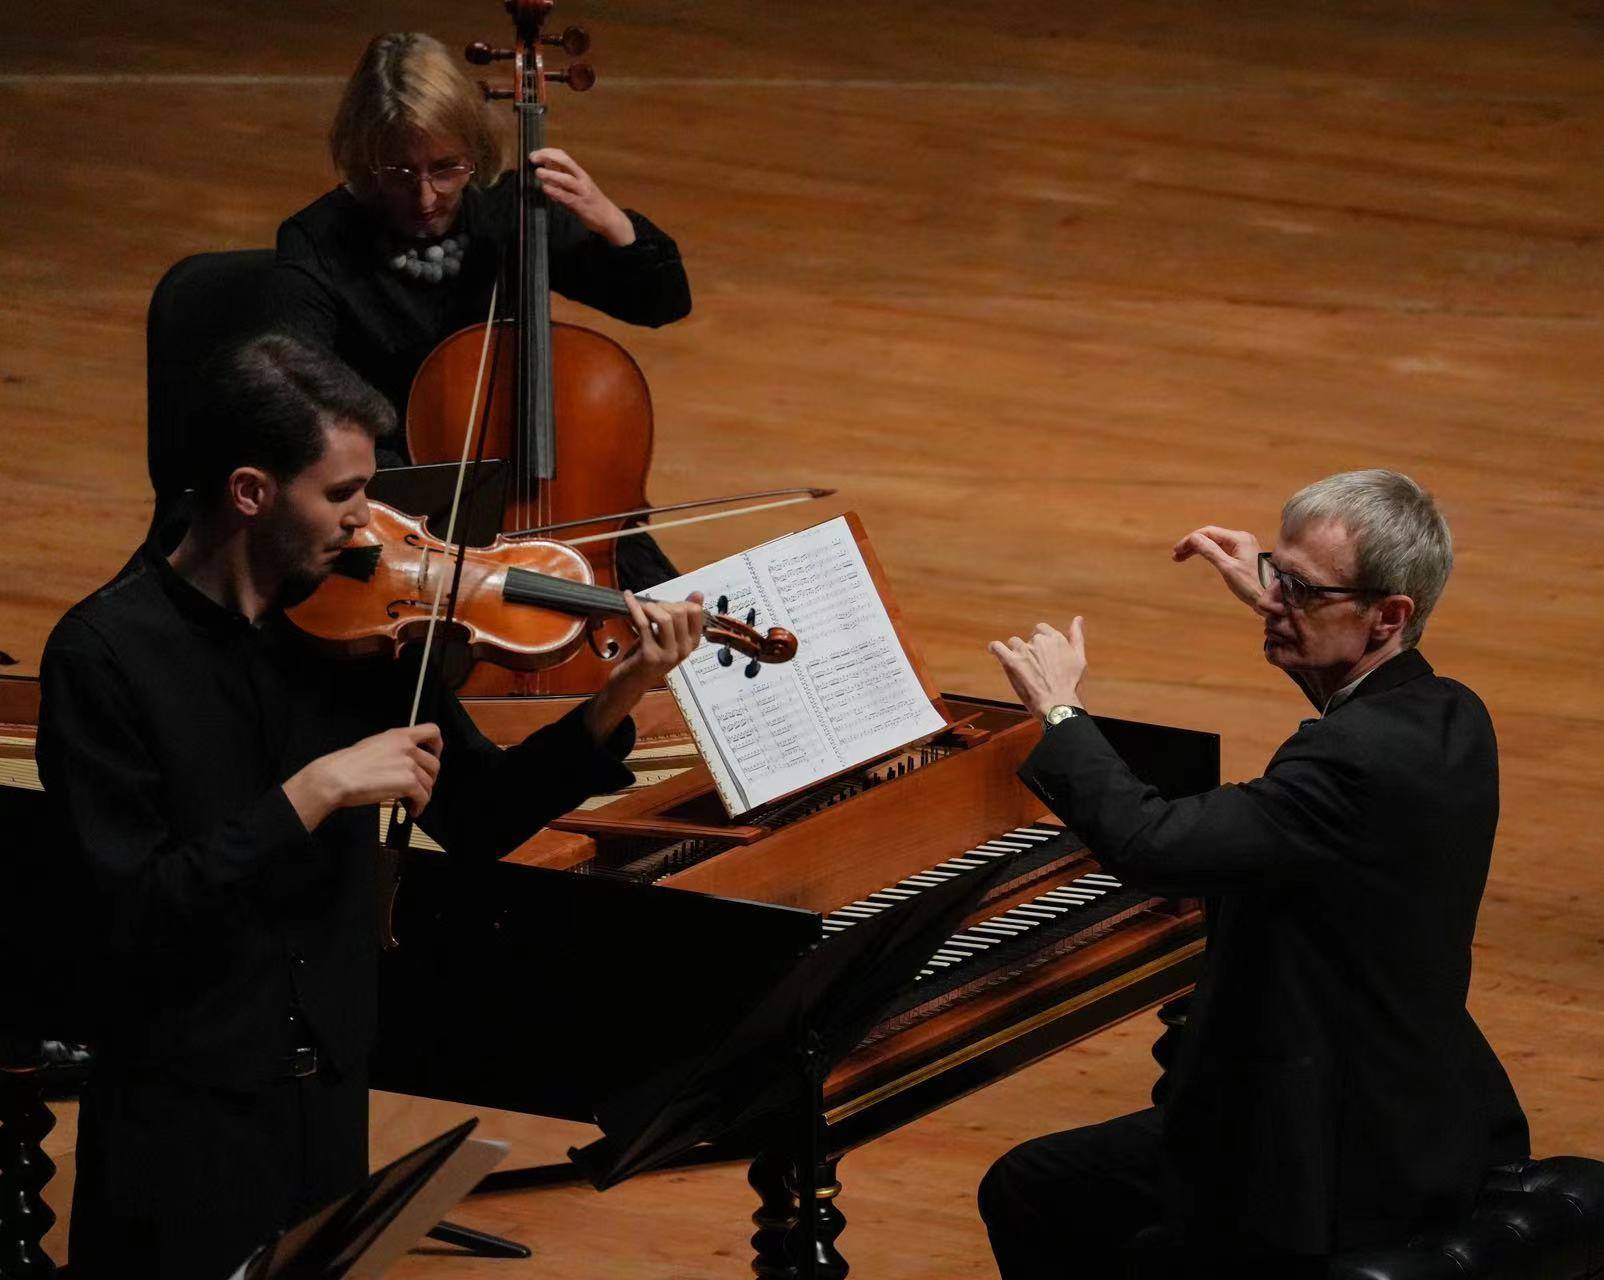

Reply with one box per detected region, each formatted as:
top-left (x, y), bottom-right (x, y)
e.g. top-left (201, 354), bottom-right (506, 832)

top-left (1257, 552), bottom-right (1387, 611)
top-left (370, 163), bottom-right (476, 195)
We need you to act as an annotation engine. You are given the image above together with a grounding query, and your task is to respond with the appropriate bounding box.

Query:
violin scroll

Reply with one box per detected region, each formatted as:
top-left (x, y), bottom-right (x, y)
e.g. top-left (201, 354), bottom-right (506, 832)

top-left (704, 613), bottom-right (798, 679)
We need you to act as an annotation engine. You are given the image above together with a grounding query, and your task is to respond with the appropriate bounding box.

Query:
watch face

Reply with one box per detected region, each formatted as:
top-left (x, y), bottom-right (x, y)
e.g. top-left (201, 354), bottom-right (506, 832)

top-left (1046, 705), bottom-right (1076, 725)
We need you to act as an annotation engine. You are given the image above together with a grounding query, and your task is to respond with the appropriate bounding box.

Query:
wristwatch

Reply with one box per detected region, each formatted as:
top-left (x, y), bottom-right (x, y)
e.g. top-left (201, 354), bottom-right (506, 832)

top-left (1043, 704), bottom-right (1081, 728)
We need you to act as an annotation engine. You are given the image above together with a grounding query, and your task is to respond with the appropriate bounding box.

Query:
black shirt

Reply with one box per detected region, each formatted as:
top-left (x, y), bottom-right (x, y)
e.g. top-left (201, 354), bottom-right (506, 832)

top-left (268, 175), bottom-right (693, 459)
top-left (37, 538), bottom-right (635, 1090)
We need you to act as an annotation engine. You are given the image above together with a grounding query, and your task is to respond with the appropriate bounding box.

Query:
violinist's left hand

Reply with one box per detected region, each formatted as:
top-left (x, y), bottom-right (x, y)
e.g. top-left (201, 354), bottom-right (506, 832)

top-left (583, 592), bottom-right (705, 743)
top-left (987, 617), bottom-right (1089, 722)
top-left (528, 147), bottom-right (636, 246)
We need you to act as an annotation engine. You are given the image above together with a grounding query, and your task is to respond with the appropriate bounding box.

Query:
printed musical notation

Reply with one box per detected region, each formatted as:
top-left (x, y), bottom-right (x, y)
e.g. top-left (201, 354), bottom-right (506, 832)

top-left (651, 516), bottom-right (945, 814)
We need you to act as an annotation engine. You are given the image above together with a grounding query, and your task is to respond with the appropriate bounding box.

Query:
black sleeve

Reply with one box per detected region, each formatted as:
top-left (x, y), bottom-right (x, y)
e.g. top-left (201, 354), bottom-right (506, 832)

top-left (1017, 715), bottom-right (1371, 897)
top-left (37, 618), bottom-right (312, 954)
top-left (546, 204), bottom-right (692, 327)
top-left (263, 218), bottom-right (343, 352)
top-left (418, 690), bottom-right (636, 860)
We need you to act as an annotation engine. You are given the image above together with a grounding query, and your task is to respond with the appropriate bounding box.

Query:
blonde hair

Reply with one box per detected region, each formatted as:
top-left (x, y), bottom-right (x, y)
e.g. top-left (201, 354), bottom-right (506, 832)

top-left (330, 33), bottom-right (503, 196)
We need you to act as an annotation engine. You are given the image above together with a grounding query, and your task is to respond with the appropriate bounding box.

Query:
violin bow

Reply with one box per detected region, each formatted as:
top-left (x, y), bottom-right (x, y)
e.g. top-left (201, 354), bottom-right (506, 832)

top-left (378, 276), bottom-right (504, 947)
top-left (562, 489), bottom-right (837, 547)
top-left (503, 486), bottom-right (836, 544)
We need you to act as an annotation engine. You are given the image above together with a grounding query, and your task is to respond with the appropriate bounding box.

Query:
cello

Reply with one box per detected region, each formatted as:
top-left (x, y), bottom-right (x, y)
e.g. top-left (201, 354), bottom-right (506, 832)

top-left (405, 0), bottom-right (653, 697)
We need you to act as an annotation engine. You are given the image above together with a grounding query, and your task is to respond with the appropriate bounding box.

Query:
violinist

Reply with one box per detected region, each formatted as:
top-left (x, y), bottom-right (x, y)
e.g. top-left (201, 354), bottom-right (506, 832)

top-left (37, 334), bottom-right (704, 1279)
top-left (266, 30), bottom-right (691, 587)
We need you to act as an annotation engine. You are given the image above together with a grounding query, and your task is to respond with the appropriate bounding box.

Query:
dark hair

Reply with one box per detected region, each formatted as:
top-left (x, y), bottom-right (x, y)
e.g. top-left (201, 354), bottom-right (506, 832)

top-left (189, 334), bottom-right (395, 506)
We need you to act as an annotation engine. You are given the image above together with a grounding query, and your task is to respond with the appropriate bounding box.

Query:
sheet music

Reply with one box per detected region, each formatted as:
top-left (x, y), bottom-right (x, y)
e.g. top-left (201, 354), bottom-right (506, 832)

top-left (649, 516), bottom-right (946, 815)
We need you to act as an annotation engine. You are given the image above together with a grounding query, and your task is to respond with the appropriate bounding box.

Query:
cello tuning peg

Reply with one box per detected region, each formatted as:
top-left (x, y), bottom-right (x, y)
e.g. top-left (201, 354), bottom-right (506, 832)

top-left (717, 594), bottom-right (730, 614)
top-left (479, 81), bottom-right (515, 101)
top-left (465, 41), bottom-right (515, 64)
top-left (541, 25), bottom-right (590, 55)
top-left (745, 608), bottom-right (757, 627)
top-left (548, 61), bottom-right (596, 92)
top-left (717, 647), bottom-right (734, 668)
top-left (744, 658), bottom-right (762, 679)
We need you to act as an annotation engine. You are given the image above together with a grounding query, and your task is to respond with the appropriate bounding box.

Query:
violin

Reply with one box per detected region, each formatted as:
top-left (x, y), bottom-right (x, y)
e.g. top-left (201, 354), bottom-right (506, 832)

top-left (285, 501), bottom-right (797, 676)
top-left (405, 0), bottom-right (653, 695)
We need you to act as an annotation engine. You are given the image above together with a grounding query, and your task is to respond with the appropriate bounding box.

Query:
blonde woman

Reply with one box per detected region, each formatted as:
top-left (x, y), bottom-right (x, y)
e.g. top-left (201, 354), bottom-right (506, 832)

top-left (268, 32), bottom-right (690, 467)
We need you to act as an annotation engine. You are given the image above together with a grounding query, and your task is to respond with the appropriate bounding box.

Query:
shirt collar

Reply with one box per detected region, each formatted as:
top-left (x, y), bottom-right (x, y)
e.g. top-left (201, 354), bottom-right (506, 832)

top-left (1322, 667), bottom-right (1375, 716)
top-left (1318, 647), bottom-right (1433, 717)
top-left (140, 513), bottom-right (268, 639)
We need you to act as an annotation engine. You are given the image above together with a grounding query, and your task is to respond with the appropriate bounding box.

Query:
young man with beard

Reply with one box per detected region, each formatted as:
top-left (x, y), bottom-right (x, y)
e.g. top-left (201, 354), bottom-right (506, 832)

top-left (980, 470), bottom-right (1527, 1277)
top-left (38, 334), bottom-right (704, 1278)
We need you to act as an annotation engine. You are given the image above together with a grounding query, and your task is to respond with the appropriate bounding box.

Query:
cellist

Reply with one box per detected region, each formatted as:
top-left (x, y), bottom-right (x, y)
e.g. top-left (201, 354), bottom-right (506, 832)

top-left (266, 30), bottom-right (691, 587)
top-left (38, 334), bottom-right (704, 1278)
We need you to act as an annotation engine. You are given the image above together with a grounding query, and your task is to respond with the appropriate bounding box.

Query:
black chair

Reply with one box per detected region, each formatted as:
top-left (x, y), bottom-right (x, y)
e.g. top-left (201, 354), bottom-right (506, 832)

top-left (145, 249), bottom-right (277, 529)
top-left (1330, 1158), bottom-right (1604, 1278)
top-left (1145, 998), bottom-right (1604, 1278)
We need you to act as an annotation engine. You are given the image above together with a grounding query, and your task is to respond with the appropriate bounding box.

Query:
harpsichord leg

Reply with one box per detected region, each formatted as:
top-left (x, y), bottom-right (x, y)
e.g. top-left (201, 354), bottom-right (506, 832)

top-left (0, 1068), bottom-right (57, 1279)
top-left (787, 1157), bottom-right (847, 1280)
top-left (749, 1150), bottom-right (798, 1278)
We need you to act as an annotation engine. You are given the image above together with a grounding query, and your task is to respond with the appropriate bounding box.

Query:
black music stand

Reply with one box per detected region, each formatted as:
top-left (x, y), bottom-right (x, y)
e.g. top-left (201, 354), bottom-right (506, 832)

top-left (364, 460), bottom-right (510, 548)
top-left (234, 1119), bottom-right (506, 1278)
top-left (569, 852), bottom-right (1018, 1277)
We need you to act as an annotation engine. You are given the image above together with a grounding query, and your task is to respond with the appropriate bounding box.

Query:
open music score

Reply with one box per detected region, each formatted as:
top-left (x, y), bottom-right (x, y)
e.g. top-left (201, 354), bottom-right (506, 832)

top-left (648, 515), bottom-right (947, 815)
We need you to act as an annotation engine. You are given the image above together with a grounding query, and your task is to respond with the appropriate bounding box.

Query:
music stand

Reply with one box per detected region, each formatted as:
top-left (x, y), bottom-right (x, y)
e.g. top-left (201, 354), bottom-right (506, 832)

top-left (365, 460), bottom-right (509, 547)
top-left (569, 852), bottom-right (1018, 1275)
top-left (231, 1119), bottom-right (508, 1279)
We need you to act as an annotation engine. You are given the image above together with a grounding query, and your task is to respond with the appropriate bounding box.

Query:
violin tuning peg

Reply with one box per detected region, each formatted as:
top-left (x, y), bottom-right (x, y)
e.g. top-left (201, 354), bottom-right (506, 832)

top-left (548, 61), bottom-right (596, 92)
top-left (745, 608), bottom-right (757, 627)
top-left (541, 25), bottom-right (590, 55)
top-left (717, 647), bottom-right (734, 668)
top-left (480, 81), bottom-right (515, 101)
top-left (717, 595), bottom-right (729, 614)
top-left (745, 658), bottom-right (761, 679)
top-left (465, 41), bottom-right (516, 64)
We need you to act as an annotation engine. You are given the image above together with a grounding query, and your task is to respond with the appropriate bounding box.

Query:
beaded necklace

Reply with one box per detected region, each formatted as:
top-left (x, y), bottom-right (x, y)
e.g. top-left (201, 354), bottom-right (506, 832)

top-left (387, 235), bottom-right (465, 284)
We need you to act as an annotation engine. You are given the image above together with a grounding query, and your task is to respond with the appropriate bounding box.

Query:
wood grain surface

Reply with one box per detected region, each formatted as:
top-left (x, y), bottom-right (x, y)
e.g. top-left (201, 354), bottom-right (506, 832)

top-left (6, 1), bottom-right (1600, 1274)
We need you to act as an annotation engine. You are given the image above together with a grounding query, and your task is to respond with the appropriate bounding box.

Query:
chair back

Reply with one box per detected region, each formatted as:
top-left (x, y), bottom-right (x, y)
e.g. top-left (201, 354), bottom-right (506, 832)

top-left (146, 249), bottom-right (276, 516)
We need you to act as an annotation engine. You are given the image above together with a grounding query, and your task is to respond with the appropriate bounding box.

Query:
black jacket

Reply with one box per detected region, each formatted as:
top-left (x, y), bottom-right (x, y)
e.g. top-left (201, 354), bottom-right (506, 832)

top-left (267, 175), bottom-right (692, 448)
top-left (1018, 648), bottom-right (1528, 1253)
top-left (37, 540), bottom-right (634, 1091)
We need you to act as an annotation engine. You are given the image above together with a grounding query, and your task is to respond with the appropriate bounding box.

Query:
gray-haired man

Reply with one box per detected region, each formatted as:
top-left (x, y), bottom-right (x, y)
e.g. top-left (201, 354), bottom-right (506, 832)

top-left (980, 470), bottom-right (1528, 1277)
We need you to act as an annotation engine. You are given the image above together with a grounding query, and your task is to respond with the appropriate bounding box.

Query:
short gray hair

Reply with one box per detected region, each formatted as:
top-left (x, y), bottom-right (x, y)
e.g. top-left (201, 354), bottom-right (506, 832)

top-left (1280, 470), bottom-right (1452, 648)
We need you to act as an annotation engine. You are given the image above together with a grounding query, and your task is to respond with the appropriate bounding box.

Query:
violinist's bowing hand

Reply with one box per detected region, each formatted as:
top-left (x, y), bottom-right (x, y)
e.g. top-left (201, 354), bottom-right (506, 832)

top-left (583, 592), bottom-right (706, 744)
top-left (528, 147), bottom-right (635, 247)
top-left (987, 618), bottom-right (1089, 722)
top-left (282, 723), bottom-right (443, 834)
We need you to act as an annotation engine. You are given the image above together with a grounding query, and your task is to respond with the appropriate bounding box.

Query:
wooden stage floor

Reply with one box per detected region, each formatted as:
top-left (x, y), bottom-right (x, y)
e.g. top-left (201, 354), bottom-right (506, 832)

top-left (3, 1), bottom-right (1601, 1273)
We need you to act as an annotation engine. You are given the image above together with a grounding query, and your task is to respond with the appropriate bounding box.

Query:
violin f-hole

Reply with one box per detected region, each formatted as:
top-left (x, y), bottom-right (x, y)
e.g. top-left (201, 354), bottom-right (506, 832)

top-left (587, 624), bottom-right (621, 661)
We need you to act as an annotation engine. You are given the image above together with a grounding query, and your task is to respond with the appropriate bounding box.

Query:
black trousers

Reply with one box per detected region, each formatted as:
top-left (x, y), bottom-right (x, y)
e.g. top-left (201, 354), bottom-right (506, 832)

top-left (68, 1063), bottom-right (367, 1280)
top-left (979, 1107), bottom-right (1327, 1280)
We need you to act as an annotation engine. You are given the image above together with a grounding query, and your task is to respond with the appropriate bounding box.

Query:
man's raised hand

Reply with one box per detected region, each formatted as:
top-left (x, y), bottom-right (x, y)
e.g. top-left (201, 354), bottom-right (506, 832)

top-left (1172, 525), bottom-right (1264, 608)
top-left (987, 618), bottom-right (1089, 721)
